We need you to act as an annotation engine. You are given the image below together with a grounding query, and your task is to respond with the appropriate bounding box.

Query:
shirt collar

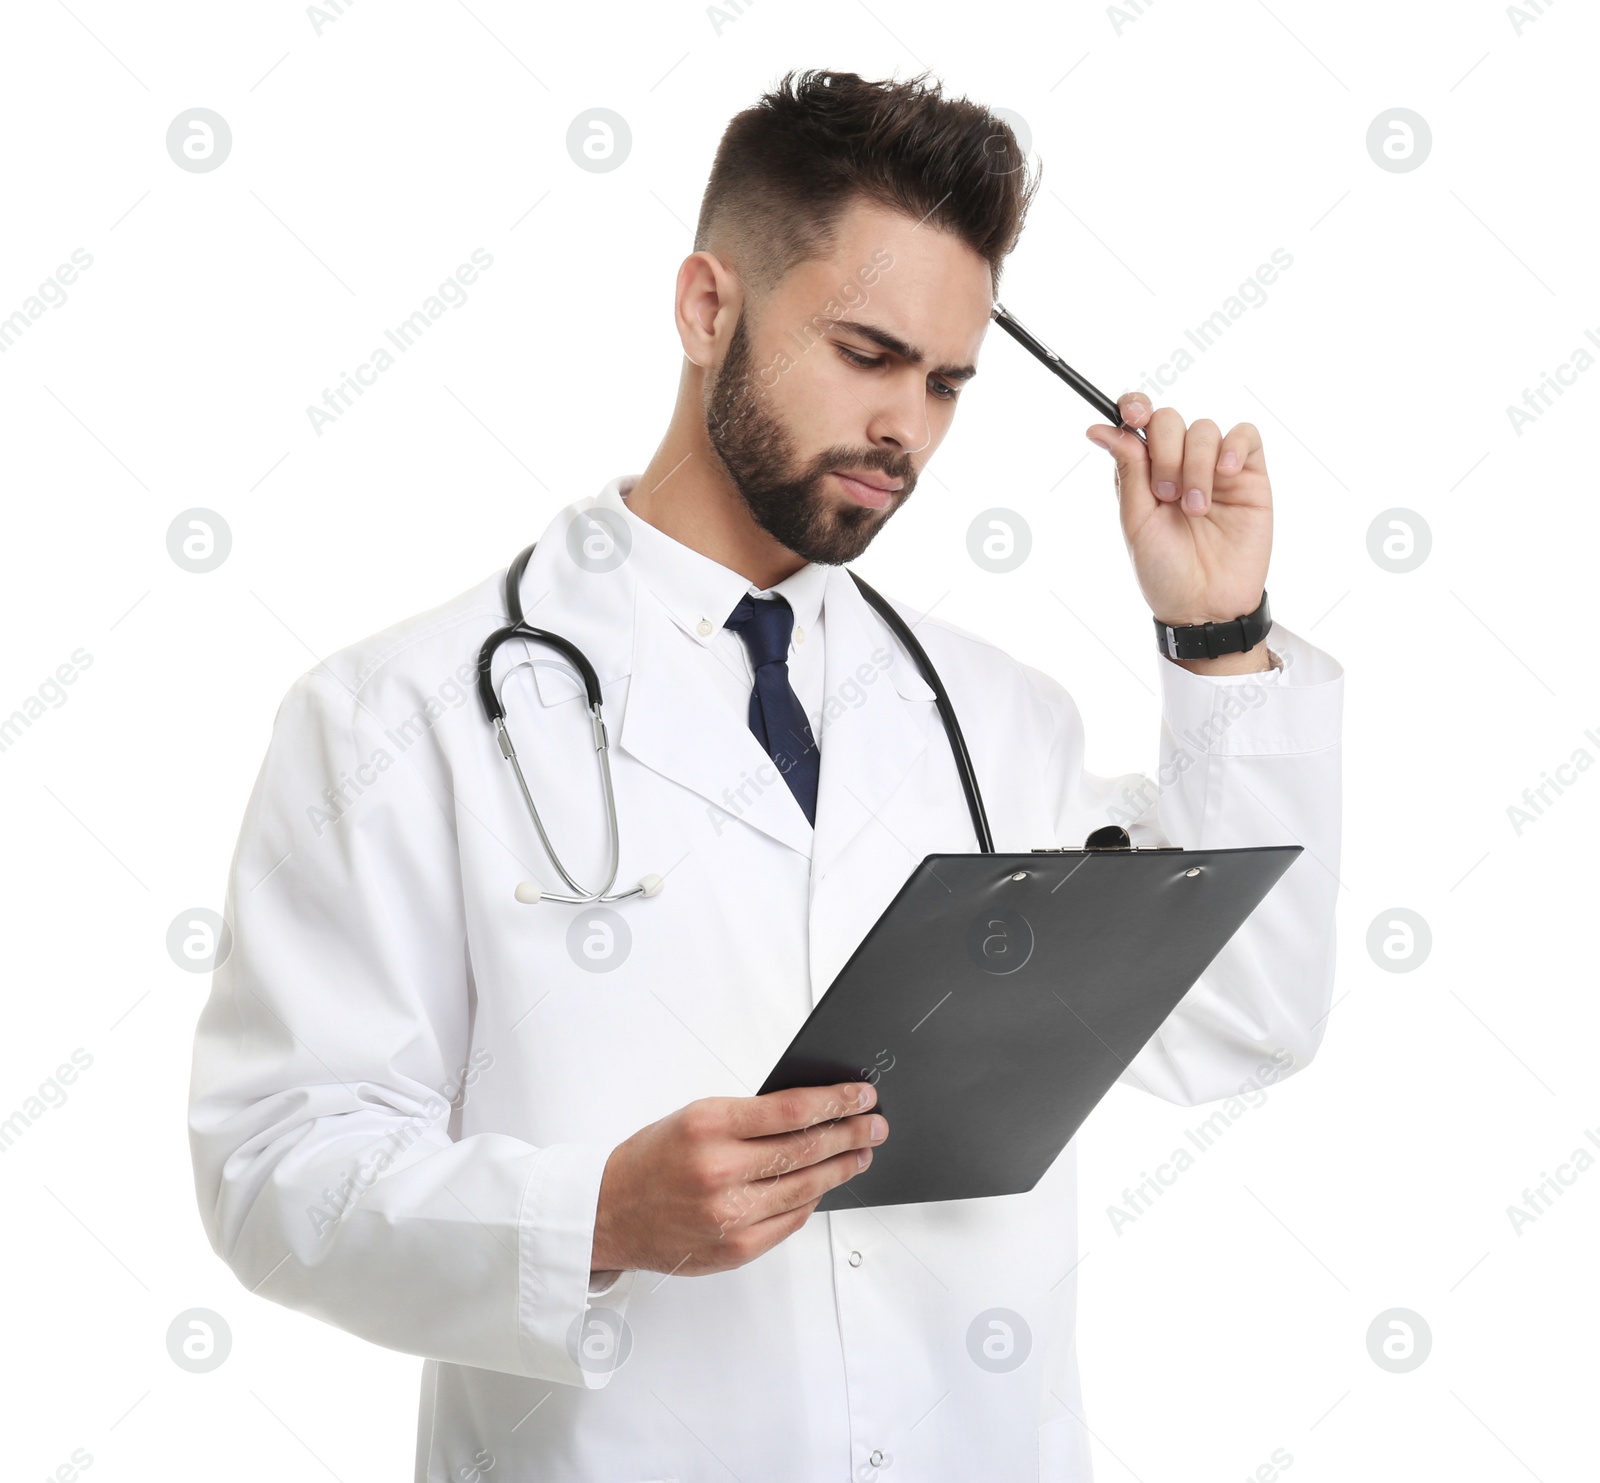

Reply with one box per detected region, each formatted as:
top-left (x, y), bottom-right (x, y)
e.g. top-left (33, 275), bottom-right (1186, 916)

top-left (597, 474), bottom-right (829, 649)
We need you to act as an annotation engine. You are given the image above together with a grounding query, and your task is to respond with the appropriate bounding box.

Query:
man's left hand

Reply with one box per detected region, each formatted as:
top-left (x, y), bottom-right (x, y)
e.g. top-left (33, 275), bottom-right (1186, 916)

top-left (1086, 394), bottom-right (1273, 646)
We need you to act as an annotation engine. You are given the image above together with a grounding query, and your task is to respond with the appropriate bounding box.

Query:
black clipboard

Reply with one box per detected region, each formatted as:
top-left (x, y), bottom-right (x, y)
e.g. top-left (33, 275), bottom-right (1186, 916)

top-left (758, 836), bottom-right (1303, 1210)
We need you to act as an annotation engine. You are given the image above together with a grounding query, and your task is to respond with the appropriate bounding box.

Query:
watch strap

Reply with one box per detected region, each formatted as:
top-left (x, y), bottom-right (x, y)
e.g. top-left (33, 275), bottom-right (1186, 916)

top-left (1155, 589), bottom-right (1271, 661)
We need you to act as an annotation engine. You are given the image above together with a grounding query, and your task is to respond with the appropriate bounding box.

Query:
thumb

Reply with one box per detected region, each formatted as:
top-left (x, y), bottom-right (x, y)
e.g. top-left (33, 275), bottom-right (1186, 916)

top-left (1087, 423), bottom-right (1151, 506)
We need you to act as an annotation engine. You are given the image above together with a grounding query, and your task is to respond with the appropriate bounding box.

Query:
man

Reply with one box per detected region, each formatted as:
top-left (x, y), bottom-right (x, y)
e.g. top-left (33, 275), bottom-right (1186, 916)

top-left (189, 69), bottom-right (1342, 1481)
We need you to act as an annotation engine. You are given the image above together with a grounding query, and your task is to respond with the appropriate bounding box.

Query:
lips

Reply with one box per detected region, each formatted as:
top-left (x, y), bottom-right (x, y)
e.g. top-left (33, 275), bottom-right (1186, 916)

top-left (832, 471), bottom-right (904, 510)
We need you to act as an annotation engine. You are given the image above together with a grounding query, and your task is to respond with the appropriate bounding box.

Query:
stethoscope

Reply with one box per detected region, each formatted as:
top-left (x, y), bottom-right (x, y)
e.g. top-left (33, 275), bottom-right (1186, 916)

top-left (475, 303), bottom-right (1136, 905)
top-left (476, 541), bottom-right (991, 906)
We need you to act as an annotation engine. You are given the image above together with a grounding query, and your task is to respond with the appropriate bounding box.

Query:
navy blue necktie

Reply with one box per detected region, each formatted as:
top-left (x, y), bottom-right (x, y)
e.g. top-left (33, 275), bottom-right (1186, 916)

top-left (724, 593), bottom-right (820, 825)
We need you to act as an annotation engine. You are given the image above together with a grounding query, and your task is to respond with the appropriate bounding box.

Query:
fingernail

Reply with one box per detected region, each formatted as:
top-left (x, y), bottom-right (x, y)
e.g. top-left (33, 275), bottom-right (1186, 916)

top-left (856, 1084), bottom-right (876, 1109)
top-left (1218, 450), bottom-right (1240, 472)
top-left (1155, 481), bottom-right (1176, 499)
top-left (870, 1116), bottom-right (887, 1142)
top-left (1183, 488), bottom-right (1205, 514)
top-left (857, 1148), bottom-right (873, 1169)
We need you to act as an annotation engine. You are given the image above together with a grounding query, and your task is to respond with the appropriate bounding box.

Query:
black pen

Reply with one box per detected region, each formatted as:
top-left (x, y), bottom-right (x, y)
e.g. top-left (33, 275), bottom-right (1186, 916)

top-left (990, 302), bottom-right (1149, 446)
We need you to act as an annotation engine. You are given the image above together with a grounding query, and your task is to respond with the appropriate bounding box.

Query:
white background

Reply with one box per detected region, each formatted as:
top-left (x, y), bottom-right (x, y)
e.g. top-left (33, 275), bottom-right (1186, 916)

top-left (2, 1), bottom-right (1594, 1479)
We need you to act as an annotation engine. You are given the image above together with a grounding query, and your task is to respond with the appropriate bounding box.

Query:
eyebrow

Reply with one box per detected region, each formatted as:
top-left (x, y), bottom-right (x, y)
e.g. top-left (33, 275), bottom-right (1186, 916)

top-left (828, 319), bottom-right (978, 382)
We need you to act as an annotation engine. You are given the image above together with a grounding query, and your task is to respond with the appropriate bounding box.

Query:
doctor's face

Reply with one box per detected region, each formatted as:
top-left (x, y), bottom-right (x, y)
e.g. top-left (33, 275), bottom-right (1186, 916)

top-left (704, 198), bottom-right (993, 565)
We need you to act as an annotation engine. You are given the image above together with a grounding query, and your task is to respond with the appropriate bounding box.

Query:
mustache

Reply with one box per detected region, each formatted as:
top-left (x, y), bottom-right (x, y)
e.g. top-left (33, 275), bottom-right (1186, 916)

top-left (815, 451), bottom-right (917, 488)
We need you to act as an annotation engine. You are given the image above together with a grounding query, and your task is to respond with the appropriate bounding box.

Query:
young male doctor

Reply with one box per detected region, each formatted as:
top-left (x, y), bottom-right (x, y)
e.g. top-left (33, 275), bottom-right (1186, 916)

top-left (189, 69), bottom-right (1343, 1483)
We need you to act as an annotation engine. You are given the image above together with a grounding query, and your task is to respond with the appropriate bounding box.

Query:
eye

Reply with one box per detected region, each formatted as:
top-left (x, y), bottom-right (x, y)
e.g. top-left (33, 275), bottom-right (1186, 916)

top-left (837, 344), bottom-right (961, 402)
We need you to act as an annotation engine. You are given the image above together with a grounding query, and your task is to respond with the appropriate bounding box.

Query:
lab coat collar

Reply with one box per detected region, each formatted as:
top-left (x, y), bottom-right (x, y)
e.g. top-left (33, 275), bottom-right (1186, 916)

top-left (504, 480), bottom-right (815, 856)
top-left (506, 499), bottom-right (637, 710)
top-left (623, 560), bottom-right (936, 869)
top-left (808, 564), bottom-right (937, 881)
top-left (505, 481), bottom-right (936, 867)
top-left (623, 584), bottom-right (818, 857)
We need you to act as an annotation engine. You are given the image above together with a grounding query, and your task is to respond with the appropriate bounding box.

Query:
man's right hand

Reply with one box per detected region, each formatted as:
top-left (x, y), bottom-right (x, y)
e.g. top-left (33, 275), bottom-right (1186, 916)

top-left (589, 1081), bottom-right (889, 1276)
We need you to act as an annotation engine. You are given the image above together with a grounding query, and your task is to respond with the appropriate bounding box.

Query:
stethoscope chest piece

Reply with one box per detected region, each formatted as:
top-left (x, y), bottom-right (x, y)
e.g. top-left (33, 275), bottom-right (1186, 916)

top-left (479, 541), bottom-right (665, 907)
top-left (513, 873), bottom-right (663, 906)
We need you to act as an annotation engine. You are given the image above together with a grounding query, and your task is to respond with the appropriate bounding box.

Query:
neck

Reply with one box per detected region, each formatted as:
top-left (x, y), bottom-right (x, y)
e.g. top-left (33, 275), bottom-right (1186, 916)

top-left (624, 363), bottom-right (807, 591)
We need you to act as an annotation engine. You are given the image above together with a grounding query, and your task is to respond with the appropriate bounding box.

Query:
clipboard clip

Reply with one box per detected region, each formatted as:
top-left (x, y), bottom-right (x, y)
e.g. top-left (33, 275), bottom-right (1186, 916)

top-left (1029, 826), bottom-right (1182, 854)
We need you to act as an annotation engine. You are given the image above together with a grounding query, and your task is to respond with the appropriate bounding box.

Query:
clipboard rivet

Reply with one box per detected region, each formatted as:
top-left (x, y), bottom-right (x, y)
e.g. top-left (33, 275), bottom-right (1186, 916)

top-left (1185, 867), bottom-right (1202, 877)
top-left (1010, 871), bottom-right (1028, 881)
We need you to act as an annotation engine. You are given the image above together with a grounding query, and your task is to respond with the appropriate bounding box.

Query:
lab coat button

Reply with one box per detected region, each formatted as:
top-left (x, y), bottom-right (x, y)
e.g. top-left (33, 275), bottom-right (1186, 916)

top-left (869, 1449), bottom-right (884, 1466)
top-left (848, 1250), bottom-right (863, 1266)
top-left (793, 625), bottom-right (805, 644)
top-left (696, 618), bottom-right (713, 637)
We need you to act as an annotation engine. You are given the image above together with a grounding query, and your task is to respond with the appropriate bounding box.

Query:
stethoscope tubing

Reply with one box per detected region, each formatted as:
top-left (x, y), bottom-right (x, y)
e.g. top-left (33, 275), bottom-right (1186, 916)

top-left (477, 540), bottom-right (998, 903)
top-left (843, 570), bottom-right (994, 854)
top-left (478, 553), bottom-right (639, 903)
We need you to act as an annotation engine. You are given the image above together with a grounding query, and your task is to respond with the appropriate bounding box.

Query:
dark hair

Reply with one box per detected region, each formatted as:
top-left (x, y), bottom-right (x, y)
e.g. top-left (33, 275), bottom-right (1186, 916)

top-left (693, 68), bottom-right (1040, 297)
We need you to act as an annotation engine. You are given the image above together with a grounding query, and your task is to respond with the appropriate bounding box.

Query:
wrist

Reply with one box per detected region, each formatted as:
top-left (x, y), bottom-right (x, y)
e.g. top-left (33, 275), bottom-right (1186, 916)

top-left (1169, 647), bottom-right (1273, 676)
top-left (590, 1144), bottom-right (626, 1274)
top-left (1152, 589), bottom-right (1271, 666)
top-left (590, 1229), bottom-right (625, 1276)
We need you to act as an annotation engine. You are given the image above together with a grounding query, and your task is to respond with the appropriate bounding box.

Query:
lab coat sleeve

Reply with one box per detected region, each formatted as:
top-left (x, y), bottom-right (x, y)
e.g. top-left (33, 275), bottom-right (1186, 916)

top-left (187, 667), bottom-right (633, 1388)
top-left (1025, 622), bottom-right (1343, 1106)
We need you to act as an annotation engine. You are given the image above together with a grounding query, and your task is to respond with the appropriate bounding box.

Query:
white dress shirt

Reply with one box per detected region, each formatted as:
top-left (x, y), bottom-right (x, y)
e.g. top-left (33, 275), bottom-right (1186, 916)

top-left (612, 474), bottom-right (831, 759)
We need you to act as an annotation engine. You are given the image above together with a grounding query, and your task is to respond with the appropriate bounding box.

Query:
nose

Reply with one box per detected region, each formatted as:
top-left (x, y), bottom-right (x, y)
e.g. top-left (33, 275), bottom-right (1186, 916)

top-left (862, 375), bottom-right (932, 457)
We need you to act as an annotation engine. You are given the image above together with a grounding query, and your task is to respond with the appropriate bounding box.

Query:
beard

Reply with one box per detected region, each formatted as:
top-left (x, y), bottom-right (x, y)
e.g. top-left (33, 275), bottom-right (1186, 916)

top-left (704, 310), bottom-right (916, 565)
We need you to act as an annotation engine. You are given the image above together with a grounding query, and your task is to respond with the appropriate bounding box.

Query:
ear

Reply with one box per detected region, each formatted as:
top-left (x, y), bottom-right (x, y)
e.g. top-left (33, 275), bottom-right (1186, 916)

top-left (675, 250), bottom-right (744, 369)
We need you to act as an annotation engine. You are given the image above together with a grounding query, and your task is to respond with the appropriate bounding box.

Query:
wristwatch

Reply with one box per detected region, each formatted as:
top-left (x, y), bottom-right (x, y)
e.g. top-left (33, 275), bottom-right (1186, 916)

top-left (1154, 589), bottom-right (1271, 661)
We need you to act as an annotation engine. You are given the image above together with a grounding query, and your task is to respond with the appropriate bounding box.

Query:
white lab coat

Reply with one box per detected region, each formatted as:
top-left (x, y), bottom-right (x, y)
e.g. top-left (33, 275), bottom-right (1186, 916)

top-left (188, 477), bottom-right (1343, 1483)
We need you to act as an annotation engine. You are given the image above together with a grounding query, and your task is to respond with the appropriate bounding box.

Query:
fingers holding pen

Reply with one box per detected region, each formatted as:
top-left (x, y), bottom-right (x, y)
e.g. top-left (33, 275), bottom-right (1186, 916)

top-left (1178, 419), bottom-right (1222, 515)
top-left (1143, 406), bottom-right (1192, 507)
top-left (1117, 392), bottom-right (1151, 432)
top-left (1087, 392), bottom-right (1152, 460)
top-left (1086, 399), bottom-right (1150, 504)
top-left (1092, 398), bottom-right (1250, 519)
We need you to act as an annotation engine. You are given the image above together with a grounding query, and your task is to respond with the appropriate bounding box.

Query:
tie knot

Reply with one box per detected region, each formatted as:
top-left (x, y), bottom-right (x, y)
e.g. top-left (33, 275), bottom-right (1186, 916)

top-left (724, 592), bottom-right (795, 669)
